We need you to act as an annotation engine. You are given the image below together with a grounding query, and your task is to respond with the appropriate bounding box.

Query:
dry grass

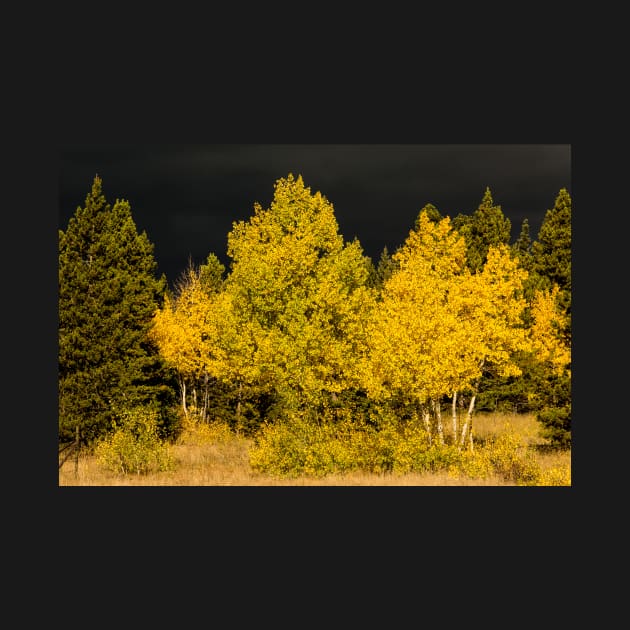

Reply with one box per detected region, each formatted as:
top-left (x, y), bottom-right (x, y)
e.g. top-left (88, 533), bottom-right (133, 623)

top-left (58, 411), bottom-right (570, 486)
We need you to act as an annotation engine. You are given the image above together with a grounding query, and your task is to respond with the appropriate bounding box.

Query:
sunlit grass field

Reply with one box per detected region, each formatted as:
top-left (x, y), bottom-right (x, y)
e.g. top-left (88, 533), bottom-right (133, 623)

top-left (59, 411), bottom-right (570, 486)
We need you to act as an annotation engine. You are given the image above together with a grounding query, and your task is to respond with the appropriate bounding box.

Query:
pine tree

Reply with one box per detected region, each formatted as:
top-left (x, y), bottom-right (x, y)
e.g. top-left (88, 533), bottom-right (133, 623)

top-left (369, 246), bottom-right (399, 294)
top-left (528, 188), bottom-right (572, 446)
top-left (59, 176), bottom-right (176, 450)
top-left (414, 202), bottom-right (442, 227)
top-left (455, 187), bottom-right (512, 273)
top-left (199, 252), bottom-right (225, 294)
top-left (512, 218), bottom-right (532, 271)
top-left (531, 188), bottom-right (572, 325)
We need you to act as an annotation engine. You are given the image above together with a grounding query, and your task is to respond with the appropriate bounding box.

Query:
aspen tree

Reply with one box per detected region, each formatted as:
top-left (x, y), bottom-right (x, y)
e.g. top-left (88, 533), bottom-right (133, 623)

top-left (363, 212), bottom-right (470, 443)
top-left (364, 212), bottom-right (529, 450)
top-left (225, 174), bottom-right (375, 412)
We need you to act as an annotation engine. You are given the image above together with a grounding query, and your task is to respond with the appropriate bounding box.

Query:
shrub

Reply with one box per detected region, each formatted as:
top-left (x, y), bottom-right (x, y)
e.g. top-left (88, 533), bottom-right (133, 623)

top-left (457, 426), bottom-right (541, 485)
top-left (537, 405), bottom-right (571, 448)
top-left (536, 465), bottom-right (571, 486)
top-left (178, 411), bottom-right (234, 447)
top-left (94, 406), bottom-right (175, 475)
top-left (248, 408), bottom-right (459, 477)
top-left (248, 411), bottom-right (347, 477)
top-left (248, 411), bottom-right (559, 484)
top-left (392, 424), bottom-right (462, 474)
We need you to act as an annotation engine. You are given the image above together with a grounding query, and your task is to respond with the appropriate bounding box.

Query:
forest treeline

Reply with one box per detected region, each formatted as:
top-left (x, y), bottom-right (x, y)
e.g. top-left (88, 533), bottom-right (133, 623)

top-left (58, 174), bottom-right (571, 472)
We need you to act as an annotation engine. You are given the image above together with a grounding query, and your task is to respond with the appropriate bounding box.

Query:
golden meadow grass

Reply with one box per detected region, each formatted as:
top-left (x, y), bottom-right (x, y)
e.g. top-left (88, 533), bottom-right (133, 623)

top-left (58, 411), bottom-right (571, 486)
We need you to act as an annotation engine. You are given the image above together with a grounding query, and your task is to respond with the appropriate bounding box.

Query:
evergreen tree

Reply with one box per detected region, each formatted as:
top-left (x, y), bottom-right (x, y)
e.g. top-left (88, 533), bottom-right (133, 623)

top-left (369, 246), bottom-right (399, 294)
top-left (512, 218), bottom-right (532, 272)
top-left (59, 176), bottom-right (176, 448)
top-left (455, 187), bottom-right (512, 273)
top-left (528, 189), bottom-right (572, 446)
top-left (199, 252), bottom-right (226, 294)
top-left (414, 202), bottom-right (442, 227)
top-left (531, 188), bottom-right (572, 326)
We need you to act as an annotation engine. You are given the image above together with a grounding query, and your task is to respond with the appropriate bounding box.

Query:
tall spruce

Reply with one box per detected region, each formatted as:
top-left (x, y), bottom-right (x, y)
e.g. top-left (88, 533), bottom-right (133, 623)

top-left (369, 246), bottom-right (398, 294)
top-left (414, 202), bottom-right (442, 226)
top-left (512, 218), bottom-right (532, 271)
top-left (59, 176), bottom-right (175, 448)
top-left (528, 188), bottom-right (572, 446)
top-left (453, 187), bottom-right (512, 273)
top-left (531, 188), bottom-right (572, 325)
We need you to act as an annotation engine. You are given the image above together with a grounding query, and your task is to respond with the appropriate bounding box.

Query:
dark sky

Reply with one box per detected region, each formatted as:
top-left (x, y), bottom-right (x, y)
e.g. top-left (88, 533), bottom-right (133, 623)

top-left (59, 144), bottom-right (571, 287)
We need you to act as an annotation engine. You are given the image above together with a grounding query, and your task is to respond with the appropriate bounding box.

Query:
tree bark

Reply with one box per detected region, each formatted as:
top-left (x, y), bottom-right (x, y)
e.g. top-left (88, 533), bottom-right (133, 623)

top-left (433, 398), bottom-right (444, 445)
top-left (180, 377), bottom-right (188, 417)
top-left (236, 381), bottom-right (243, 429)
top-left (459, 392), bottom-right (477, 451)
top-left (422, 404), bottom-right (432, 445)
top-left (74, 424), bottom-right (80, 478)
top-left (452, 391), bottom-right (458, 445)
top-left (202, 372), bottom-right (209, 423)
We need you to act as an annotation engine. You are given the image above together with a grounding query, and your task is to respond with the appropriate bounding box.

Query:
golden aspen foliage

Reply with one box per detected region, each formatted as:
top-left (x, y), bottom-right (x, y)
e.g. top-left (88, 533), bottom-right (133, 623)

top-left (150, 271), bottom-right (262, 388)
top-left (529, 285), bottom-right (571, 376)
top-left (463, 243), bottom-right (531, 378)
top-left (362, 212), bottom-right (470, 402)
top-left (150, 269), bottom-right (214, 382)
top-left (224, 174), bottom-right (375, 406)
top-left (363, 212), bottom-right (530, 405)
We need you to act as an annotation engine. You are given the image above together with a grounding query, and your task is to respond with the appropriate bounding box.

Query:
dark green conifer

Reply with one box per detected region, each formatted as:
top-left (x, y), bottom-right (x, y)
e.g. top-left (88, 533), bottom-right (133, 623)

top-left (368, 246), bottom-right (399, 294)
top-left (456, 187), bottom-right (512, 273)
top-left (414, 202), bottom-right (442, 227)
top-left (531, 188), bottom-right (572, 321)
top-left (528, 188), bottom-right (572, 447)
top-left (59, 176), bottom-right (176, 447)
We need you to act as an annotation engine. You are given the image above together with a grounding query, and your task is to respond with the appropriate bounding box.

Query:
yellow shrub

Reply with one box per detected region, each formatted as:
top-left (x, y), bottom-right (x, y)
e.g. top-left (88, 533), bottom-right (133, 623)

top-left (95, 406), bottom-right (174, 475)
top-left (178, 415), bottom-right (234, 446)
top-left (537, 466), bottom-right (571, 486)
top-left (456, 428), bottom-right (541, 485)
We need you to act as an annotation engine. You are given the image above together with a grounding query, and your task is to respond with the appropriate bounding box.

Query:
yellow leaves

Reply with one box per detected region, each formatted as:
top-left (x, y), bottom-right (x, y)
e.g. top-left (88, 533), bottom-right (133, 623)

top-left (221, 174), bottom-right (377, 403)
top-left (153, 176), bottom-right (540, 415)
top-left (366, 218), bottom-right (530, 404)
top-left (530, 285), bottom-right (571, 375)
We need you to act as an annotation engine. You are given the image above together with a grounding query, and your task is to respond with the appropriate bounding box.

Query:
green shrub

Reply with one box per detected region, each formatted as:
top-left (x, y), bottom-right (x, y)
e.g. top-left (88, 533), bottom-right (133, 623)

top-left (94, 406), bottom-right (175, 475)
top-left (537, 405), bottom-right (571, 448)
top-left (249, 409), bottom-right (451, 477)
top-left (249, 411), bottom-right (356, 477)
top-left (248, 410), bottom-right (555, 484)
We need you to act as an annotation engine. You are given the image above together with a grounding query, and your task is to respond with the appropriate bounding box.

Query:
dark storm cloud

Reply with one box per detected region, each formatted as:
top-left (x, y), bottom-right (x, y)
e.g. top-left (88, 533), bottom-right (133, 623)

top-left (59, 144), bottom-right (571, 285)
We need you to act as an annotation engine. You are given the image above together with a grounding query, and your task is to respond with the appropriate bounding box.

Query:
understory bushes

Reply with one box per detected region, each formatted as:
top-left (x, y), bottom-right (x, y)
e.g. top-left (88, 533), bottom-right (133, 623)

top-left (94, 406), bottom-right (175, 475)
top-left (90, 404), bottom-right (570, 485)
top-left (249, 411), bottom-right (569, 485)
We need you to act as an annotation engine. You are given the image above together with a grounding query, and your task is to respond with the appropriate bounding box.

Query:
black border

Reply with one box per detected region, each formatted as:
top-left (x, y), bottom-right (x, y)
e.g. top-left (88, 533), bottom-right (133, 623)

top-left (38, 73), bottom-right (588, 574)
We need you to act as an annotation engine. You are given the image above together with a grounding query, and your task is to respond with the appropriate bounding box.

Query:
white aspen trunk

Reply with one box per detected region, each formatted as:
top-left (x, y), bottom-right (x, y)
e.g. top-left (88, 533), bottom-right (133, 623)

top-left (202, 372), bottom-right (209, 423)
top-left (459, 361), bottom-right (484, 451)
top-left (422, 404), bottom-right (432, 446)
top-left (433, 398), bottom-right (444, 445)
top-left (460, 392), bottom-right (477, 451)
top-left (236, 381), bottom-right (243, 429)
top-left (452, 391), bottom-right (458, 445)
top-left (180, 377), bottom-right (188, 417)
